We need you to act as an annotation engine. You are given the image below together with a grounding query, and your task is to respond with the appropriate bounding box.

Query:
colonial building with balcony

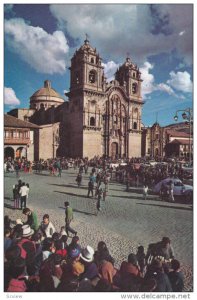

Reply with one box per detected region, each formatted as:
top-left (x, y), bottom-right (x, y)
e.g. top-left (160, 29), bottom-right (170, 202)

top-left (4, 114), bottom-right (40, 160)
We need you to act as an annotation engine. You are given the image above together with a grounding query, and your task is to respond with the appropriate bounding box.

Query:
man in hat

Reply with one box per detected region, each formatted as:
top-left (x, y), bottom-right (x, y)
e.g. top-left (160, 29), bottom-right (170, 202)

top-left (64, 202), bottom-right (77, 237)
top-left (16, 225), bottom-right (36, 268)
top-left (80, 245), bottom-right (98, 280)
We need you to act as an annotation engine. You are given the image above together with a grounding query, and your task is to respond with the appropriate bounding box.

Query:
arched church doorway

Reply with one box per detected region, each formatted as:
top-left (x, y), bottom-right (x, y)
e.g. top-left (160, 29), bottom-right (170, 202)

top-left (111, 142), bottom-right (118, 159)
top-left (4, 147), bottom-right (14, 159)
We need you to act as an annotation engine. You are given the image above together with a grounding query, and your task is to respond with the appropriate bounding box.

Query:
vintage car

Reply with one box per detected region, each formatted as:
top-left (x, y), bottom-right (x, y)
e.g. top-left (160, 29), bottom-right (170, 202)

top-left (153, 177), bottom-right (193, 202)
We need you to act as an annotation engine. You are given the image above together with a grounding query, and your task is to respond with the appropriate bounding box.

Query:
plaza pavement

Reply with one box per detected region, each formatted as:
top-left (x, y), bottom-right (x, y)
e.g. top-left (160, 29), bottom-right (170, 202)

top-left (4, 168), bottom-right (193, 291)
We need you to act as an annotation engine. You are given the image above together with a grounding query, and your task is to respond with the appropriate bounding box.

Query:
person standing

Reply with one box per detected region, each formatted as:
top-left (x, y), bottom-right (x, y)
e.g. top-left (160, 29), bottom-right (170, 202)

top-left (13, 184), bottom-right (19, 209)
top-left (169, 180), bottom-right (175, 202)
top-left (64, 202), bottom-right (77, 237)
top-left (87, 180), bottom-right (94, 198)
top-left (76, 173), bottom-right (82, 187)
top-left (19, 182), bottom-right (28, 210)
top-left (143, 185), bottom-right (149, 200)
top-left (96, 185), bottom-right (103, 215)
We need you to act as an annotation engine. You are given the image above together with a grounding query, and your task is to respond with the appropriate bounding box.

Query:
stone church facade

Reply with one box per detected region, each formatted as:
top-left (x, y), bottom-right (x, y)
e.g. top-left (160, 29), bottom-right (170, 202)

top-left (8, 38), bottom-right (144, 159)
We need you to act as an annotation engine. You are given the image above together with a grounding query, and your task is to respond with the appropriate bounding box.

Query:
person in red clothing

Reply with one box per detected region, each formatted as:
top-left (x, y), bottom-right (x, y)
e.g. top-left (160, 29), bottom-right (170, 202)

top-left (55, 239), bottom-right (67, 258)
top-left (7, 257), bottom-right (27, 292)
top-left (120, 253), bottom-right (141, 278)
top-left (119, 253), bottom-right (143, 292)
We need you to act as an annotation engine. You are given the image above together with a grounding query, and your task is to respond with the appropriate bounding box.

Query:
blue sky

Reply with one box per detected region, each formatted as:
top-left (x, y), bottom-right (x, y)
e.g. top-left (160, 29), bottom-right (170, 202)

top-left (4, 3), bottom-right (193, 126)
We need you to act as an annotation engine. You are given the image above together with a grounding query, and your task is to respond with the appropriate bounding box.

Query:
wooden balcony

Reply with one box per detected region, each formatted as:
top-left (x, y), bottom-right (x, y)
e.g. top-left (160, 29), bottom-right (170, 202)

top-left (4, 137), bottom-right (30, 145)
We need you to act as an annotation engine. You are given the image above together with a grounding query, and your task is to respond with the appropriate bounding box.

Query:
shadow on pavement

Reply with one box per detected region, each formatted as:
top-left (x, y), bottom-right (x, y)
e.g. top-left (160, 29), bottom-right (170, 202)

top-left (73, 208), bottom-right (96, 216)
top-left (109, 194), bottom-right (154, 201)
top-left (4, 203), bottom-right (15, 209)
top-left (110, 187), bottom-right (155, 195)
top-left (34, 173), bottom-right (51, 176)
top-left (58, 206), bottom-right (96, 216)
top-left (54, 191), bottom-right (88, 198)
top-left (48, 183), bottom-right (87, 190)
top-left (136, 202), bottom-right (193, 211)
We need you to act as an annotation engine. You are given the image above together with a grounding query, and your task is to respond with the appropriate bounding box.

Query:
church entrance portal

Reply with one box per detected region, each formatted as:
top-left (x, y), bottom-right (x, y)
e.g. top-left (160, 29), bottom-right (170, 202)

top-left (111, 142), bottom-right (118, 159)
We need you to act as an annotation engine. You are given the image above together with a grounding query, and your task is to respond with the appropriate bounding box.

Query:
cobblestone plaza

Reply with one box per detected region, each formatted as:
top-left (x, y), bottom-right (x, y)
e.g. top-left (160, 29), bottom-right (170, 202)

top-left (4, 168), bottom-right (193, 291)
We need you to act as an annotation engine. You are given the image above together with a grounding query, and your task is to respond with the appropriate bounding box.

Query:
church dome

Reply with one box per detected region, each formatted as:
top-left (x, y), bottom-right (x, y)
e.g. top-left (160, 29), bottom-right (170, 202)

top-left (79, 38), bottom-right (96, 53)
top-left (30, 80), bottom-right (64, 110)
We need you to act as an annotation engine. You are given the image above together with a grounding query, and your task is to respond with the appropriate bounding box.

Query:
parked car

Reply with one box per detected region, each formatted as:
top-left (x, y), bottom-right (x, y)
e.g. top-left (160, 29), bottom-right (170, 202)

top-left (153, 177), bottom-right (193, 202)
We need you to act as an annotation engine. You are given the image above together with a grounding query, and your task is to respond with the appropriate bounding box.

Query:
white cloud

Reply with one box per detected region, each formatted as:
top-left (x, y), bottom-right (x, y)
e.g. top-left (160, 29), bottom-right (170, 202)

top-left (102, 61), bottom-right (119, 82)
top-left (157, 83), bottom-right (175, 96)
top-left (167, 71), bottom-right (193, 92)
top-left (5, 18), bottom-right (69, 74)
top-left (140, 62), bottom-right (155, 97)
top-left (139, 62), bottom-right (192, 99)
top-left (4, 87), bottom-right (20, 105)
top-left (50, 4), bottom-right (193, 65)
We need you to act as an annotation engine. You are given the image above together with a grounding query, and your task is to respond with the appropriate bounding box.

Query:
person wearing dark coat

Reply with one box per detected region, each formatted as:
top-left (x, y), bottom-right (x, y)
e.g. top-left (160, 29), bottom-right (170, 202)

top-left (145, 259), bottom-right (172, 292)
top-left (168, 259), bottom-right (184, 292)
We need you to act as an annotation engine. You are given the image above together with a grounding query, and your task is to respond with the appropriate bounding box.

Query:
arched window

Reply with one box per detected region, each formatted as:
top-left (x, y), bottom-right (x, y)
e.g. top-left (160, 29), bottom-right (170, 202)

top-left (132, 83), bottom-right (138, 94)
top-left (89, 70), bottom-right (96, 83)
top-left (90, 117), bottom-right (95, 126)
top-left (133, 122), bottom-right (137, 129)
top-left (91, 57), bottom-right (94, 64)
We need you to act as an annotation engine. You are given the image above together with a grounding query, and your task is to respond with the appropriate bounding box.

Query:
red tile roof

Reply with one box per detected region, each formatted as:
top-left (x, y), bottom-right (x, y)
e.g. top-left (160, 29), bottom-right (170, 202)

top-left (170, 139), bottom-right (192, 145)
top-left (166, 129), bottom-right (190, 138)
top-left (4, 114), bottom-right (40, 129)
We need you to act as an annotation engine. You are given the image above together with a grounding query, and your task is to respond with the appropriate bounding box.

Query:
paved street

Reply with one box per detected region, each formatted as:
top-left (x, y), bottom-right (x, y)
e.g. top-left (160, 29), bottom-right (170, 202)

top-left (4, 168), bottom-right (193, 291)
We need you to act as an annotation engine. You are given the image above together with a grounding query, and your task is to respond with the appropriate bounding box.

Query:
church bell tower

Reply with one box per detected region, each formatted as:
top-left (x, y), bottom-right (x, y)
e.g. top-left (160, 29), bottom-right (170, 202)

top-left (67, 37), bottom-right (105, 158)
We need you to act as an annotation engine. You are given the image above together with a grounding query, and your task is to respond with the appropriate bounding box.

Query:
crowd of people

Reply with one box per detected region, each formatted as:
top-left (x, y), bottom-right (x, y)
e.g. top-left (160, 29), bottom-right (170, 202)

top-left (4, 155), bottom-right (190, 292)
top-left (4, 209), bottom-right (185, 292)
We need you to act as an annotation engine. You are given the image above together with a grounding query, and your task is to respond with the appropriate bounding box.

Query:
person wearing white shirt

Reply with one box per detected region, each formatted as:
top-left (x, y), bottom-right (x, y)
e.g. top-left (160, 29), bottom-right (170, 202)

top-left (40, 214), bottom-right (56, 238)
top-left (19, 182), bottom-right (28, 209)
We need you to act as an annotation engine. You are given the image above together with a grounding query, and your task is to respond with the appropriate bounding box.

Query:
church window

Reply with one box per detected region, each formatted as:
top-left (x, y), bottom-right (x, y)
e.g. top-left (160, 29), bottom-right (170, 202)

top-left (90, 117), bottom-right (95, 126)
top-left (75, 72), bottom-right (80, 84)
top-left (133, 122), bottom-right (137, 129)
top-left (132, 83), bottom-right (138, 94)
top-left (91, 57), bottom-right (94, 64)
top-left (114, 116), bottom-right (118, 124)
top-left (89, 70), bottom-right (96, 83)
top-left (133, 72), bottom-right (136, 78)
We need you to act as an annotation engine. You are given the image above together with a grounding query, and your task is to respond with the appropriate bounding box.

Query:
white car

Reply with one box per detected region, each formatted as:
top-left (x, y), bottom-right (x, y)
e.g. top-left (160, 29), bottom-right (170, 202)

top-left (153, 177), bottom-right (193, 197)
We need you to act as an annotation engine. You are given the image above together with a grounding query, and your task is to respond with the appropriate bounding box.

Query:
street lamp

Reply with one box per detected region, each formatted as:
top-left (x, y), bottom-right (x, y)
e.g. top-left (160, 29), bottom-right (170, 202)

top-left (174, 108), bottom-right (193, 163)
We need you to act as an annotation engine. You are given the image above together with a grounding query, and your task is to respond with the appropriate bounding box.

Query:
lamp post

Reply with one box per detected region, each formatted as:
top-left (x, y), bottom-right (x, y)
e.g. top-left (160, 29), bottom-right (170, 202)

top-left (174, 108), bottom-right (193, 163)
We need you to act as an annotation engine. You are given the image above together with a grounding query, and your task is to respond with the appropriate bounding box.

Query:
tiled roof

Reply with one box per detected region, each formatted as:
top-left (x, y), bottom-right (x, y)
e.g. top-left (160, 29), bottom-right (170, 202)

top-left (170, 139), bottom-right (192, 145)
top-left (166, 129), bottom-right (189, 137)
top-left (4, 114), bottom-right (40, 129)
